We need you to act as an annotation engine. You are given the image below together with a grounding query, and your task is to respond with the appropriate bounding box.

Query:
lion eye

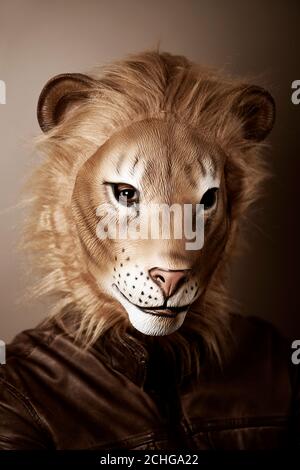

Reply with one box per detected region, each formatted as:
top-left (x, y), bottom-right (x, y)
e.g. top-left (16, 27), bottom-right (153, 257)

top-left (112, 183), bottom-right (139, 207)
top-left (200, 187), bottom-right (219, 211)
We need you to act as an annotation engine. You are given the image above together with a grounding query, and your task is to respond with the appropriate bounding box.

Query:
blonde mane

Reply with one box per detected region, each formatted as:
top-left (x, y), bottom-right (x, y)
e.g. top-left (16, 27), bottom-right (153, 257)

top-left (22, 49), bottom-right (271, 377)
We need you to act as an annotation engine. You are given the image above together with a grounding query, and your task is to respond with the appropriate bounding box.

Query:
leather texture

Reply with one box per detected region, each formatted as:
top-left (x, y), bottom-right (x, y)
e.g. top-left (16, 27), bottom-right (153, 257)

top-left (0, 313), bottom-right (299, 449)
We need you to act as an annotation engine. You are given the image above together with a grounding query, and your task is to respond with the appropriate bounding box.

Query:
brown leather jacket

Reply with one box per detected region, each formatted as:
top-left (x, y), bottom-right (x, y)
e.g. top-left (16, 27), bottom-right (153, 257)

top-left (0, 313), bottom-right (299, 450)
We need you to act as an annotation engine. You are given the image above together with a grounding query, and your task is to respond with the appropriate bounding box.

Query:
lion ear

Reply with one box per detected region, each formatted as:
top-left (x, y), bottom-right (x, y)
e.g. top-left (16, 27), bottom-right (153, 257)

top-left (37, 73), bottom-right (96, 132)
top-left (232, 85), bottom-right (276, 142)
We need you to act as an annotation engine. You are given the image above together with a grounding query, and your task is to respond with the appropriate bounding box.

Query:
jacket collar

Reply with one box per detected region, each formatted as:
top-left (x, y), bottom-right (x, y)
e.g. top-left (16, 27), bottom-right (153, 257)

top-left (53, 312), bottom-right (149, 387)
top-left (54, 311), bottom-right (199, 388)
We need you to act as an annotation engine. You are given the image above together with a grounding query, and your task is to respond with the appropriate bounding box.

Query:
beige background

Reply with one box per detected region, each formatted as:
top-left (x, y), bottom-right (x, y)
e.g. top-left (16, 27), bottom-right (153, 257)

top-left (0, 0), bottom-right (299, 342)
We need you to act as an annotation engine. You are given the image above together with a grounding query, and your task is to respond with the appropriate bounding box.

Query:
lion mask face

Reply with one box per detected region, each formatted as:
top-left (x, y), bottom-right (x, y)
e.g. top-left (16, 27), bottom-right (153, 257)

top-left (71, 117), bottom-right (228, 335)
top-left (34, 51), bottom-right (275, 342)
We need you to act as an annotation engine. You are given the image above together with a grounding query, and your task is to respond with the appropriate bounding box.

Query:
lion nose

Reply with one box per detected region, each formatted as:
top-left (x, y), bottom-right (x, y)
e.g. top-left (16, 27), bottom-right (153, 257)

top-left (149, 268), bottom-right (189, 298)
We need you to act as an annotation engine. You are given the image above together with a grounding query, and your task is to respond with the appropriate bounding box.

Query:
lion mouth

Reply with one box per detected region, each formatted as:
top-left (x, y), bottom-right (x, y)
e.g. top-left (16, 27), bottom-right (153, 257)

top-left (112, 284), bottom-right (190, 318)
top-left (141, 304), bottom-right (189, 318)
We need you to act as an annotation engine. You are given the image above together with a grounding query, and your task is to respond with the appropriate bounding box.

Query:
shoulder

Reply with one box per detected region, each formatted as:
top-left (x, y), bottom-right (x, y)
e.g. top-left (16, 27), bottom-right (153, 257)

top-left (0, 320), bottom-right (59, 449)
top-left (223, 313), bottom-right (296, 387)
top-left (0, 316), bottom-right (87, 449)
top-left (228, 313), bottom-right (290, 355)
top-left (230, 312), bottom-right (294, 364)
top-left (0, 314), bottom-right (104, 393)
top-left (1, 317), bottom-right (68, 384)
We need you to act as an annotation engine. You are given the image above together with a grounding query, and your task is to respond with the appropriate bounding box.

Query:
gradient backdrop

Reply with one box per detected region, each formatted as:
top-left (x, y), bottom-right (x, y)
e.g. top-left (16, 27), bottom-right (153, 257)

top-left (0, 0), bottom-right (299, 342)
